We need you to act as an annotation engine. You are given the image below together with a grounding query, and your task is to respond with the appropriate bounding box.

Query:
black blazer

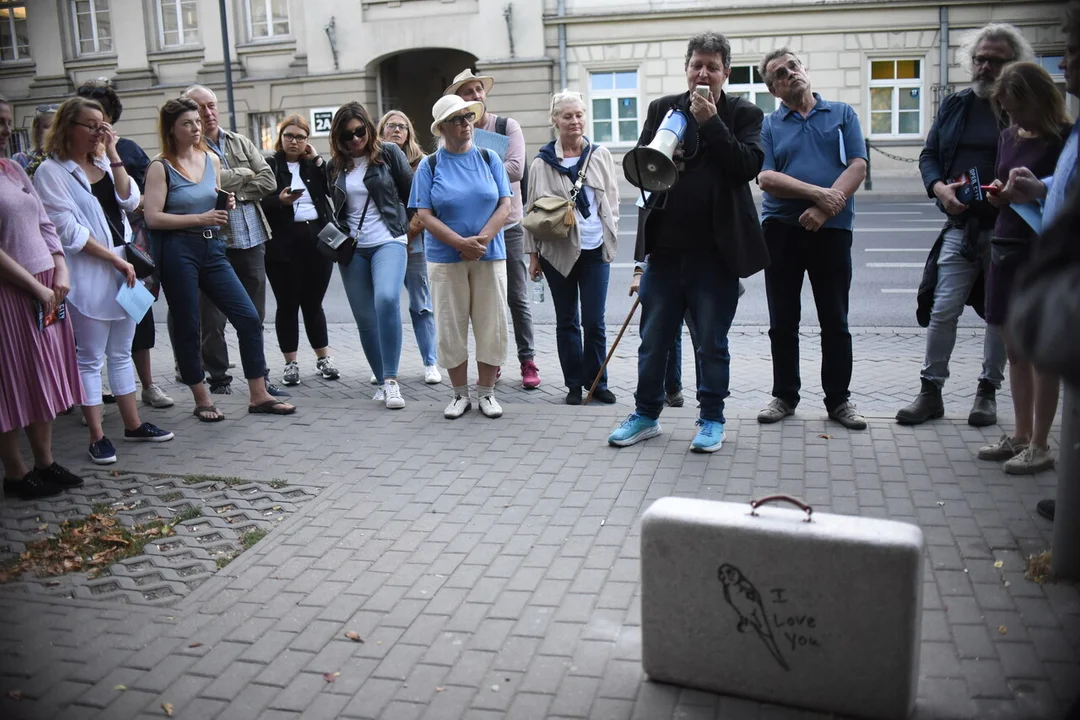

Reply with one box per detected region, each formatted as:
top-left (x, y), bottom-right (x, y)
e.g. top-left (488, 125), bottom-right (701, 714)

top-left (632, 91), bottom-right (769, 278)
top-left (261, 152), bottom-right (331, 260)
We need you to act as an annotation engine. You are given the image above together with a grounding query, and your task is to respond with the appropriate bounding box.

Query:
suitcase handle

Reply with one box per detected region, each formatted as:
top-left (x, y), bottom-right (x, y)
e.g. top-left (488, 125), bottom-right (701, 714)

top-left (749, 495), bottom-right (813, 522)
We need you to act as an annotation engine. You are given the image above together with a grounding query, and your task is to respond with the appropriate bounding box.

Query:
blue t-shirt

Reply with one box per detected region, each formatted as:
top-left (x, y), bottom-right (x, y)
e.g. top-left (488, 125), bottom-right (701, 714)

top-left (408, 146), bottom-right (512, 263)
top-left (760, 95), bottom-right (867, 231)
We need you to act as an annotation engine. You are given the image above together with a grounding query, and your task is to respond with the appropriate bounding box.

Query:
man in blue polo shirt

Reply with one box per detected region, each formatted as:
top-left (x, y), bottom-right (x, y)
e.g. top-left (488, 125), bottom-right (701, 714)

top-left (756, 48), bottom-right (869, 430)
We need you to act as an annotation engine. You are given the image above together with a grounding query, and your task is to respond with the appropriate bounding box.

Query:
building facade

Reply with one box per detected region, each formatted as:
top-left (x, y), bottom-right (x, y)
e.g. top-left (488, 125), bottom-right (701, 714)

top-left (0, 0), bottom-right (1067, 184)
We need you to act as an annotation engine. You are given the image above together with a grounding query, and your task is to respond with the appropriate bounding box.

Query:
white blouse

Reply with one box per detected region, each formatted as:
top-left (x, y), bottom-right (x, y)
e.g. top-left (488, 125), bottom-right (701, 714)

top-left (287, 161), bottom-right (319, 222)
top-left (344, 158), bottom-right (405, 249)
top-left (34, 155), bottom-right (140, 322)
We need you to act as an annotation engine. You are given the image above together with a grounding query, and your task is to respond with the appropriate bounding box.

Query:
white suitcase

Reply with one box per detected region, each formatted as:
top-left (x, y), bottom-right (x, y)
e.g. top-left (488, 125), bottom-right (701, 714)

top-left (640, 495), bottom-right (924, 720)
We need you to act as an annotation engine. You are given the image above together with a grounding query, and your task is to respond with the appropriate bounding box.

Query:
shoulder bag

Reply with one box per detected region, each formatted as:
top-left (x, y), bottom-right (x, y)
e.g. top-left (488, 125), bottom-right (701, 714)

top-left (318, 192), bottom-right (369, 267)
top-left (522, 145), bottom-right (594, 242)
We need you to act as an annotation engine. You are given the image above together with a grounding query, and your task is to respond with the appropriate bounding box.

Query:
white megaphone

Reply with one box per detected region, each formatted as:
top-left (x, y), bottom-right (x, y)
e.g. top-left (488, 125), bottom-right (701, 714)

top-left (623, 107), bottom-right (688, 193)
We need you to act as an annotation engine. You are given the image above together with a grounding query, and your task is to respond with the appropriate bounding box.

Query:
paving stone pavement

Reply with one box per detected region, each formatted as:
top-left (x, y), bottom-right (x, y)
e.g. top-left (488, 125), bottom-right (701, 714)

top-left (0, 322), bottom-right (1074, 720)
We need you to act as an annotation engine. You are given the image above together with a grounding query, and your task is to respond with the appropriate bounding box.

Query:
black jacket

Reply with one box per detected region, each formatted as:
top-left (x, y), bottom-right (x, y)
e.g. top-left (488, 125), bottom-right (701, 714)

top-left (326, 143), bottom-right (414, 238)
top-left (632, 91), bottom-right (768, 278)
top-left (260, 152), bottom-right (331, 260)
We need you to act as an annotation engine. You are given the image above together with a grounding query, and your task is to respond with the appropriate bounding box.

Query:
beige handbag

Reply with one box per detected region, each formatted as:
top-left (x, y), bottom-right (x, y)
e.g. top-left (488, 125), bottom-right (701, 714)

top-left (522, 146), bottom-right (594, 242)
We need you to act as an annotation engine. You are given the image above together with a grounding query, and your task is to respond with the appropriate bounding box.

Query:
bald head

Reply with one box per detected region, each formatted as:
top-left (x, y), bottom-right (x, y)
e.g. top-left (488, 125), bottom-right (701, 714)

top-left (184, 85), bottom-right (220, 138)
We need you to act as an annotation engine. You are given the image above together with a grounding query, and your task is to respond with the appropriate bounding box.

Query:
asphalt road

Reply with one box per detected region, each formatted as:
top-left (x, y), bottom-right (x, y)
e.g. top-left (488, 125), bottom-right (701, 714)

top-left (306, 198), bottom-right (980, 330)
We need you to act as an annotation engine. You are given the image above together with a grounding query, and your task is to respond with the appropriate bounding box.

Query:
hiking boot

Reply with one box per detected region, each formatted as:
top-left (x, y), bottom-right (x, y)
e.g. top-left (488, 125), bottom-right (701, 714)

top-left (828, 402), bottom-right (867, 430)
top-left (758, 398), bottom-right (795, 424)
top-left (977, 435), bottom-right (1028, 462)
top-left (1003, 444), bottom-right (1055, 475)
top-left (896, 379), bottom-right (944, 425)
top-left (968, 381), bottom-right (997, 427)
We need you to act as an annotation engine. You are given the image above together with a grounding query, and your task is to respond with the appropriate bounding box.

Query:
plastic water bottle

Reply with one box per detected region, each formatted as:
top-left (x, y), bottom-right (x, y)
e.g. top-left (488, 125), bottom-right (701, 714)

top-left (531, 277), bottom-right (545, 304)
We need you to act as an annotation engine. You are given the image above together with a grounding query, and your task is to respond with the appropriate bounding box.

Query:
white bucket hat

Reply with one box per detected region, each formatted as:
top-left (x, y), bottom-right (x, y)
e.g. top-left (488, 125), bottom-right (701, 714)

top-left (430, 95), bottom-right (484, 136)
top-left (444, 68), bottom-right (495, 97)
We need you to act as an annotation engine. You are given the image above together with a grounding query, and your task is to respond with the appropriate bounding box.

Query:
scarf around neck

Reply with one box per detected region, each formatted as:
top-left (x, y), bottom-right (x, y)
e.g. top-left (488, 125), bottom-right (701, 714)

top-left (537, 139), bottom-right (594, 219)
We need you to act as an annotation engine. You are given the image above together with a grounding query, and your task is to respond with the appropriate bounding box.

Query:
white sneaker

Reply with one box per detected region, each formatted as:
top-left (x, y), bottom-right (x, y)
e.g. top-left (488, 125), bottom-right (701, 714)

top-left (373, 388), bottom-right (385, 402)
top-left (141, 384), bottom-right (174, 408)
top-left (383, 380), bottom-right (405, 409)
top-left (370, 374), bottom-right (378, 385)
top-left (424, 365), bottom-right (442, 384)
top-left (1003, 444), bottom-right (1055, 475)
top-left (444, 394), bottom-right (471, 419)
top-left (479, 395), bottom-right (503, 418)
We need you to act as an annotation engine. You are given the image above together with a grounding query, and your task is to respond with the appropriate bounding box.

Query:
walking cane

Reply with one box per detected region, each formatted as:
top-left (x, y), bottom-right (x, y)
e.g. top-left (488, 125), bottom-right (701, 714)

top-left (584, 297), bottom-right (640, 405)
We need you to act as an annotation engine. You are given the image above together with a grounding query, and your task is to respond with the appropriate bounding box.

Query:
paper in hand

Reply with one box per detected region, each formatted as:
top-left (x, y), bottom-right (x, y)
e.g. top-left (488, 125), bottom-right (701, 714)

top-left (115, 282), bottom-right (155, 323)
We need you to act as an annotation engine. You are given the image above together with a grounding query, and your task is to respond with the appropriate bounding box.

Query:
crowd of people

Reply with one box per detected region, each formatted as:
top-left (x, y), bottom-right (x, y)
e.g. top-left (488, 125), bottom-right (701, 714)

top-left (0, 7), bottom-right (1076, 506)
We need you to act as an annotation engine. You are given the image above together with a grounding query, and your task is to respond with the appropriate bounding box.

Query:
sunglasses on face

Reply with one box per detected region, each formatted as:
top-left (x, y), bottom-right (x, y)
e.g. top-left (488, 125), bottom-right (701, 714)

top-left (339, 125), bottom-right (367, 142)
top-left (385, 122), bottom-right (408, 132)
top-left (36, 103), bottom-right (60, 113)
top-left (282, 132), bottom-right (308, 142)
top-left (445, 112), bottom-right (476, 128)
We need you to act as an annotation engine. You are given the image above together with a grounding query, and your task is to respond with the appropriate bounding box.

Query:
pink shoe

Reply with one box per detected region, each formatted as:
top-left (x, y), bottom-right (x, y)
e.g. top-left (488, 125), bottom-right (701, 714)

top-left (521, 360), bottom-right (541, 389)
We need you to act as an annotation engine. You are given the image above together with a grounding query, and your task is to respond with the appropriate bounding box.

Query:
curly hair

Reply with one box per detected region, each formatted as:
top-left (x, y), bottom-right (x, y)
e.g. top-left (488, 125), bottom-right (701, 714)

top-left (76, 79), bottom-right (123, 123)
top-left (684, 32), bottom-right (732, 69)
top-left (958, 23), bottom-right (1034, 75)
top-left (329, 102), bottom-right (384, 177)
top-left (44, 97), bottom-right (106, 161)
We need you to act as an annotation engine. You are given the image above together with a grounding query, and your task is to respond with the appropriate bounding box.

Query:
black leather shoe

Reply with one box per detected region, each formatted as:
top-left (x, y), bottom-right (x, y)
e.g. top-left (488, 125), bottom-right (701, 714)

top-left (896, 378), bottom-right (944, 425)
top-left (565, 388), bottom-right (582, 405)
top-left (3, 471), bottom-right (64, 500)
top-left (37, 462), bottom-right (84, 488)
top-left (1036, 499), bottom-right (1055, 521)
top-left (591, 388), bottom-right (617, 404)
top-left (968, 380), bottom-right (997, 427)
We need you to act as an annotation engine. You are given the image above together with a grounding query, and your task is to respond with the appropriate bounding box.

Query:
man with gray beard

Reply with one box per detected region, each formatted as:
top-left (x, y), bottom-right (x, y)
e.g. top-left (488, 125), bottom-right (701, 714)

top-left (896, 23), bottom-right (1033, 427)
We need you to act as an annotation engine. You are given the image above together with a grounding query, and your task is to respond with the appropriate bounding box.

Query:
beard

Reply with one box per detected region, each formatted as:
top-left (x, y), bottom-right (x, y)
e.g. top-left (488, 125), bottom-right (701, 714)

top-left (972, 76), bottom-right (994, 98)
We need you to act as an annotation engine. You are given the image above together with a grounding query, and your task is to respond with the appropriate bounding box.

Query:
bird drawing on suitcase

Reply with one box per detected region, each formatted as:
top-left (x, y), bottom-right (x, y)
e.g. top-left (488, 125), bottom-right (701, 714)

top-left (717, 563), bottom-right (790, 671)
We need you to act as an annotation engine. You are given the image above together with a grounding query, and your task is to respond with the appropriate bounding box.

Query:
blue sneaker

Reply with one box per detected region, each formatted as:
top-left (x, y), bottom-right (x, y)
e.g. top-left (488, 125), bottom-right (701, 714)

top-left (608, 413), bottom-right (661, 447)
top-left (124, 422), bottom-right (175, 442)
top-left (266, 381), bottom-right (291, 398)
top-left (690, 419), bottom-right (725, 453)
top-left (88, 437), bottom-right (117, 464)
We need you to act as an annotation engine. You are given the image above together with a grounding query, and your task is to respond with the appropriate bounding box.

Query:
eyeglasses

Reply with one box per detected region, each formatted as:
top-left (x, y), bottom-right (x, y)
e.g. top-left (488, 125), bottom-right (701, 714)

top-left (339, 125), bottom-right (367, 142)
top-left (973, 55), bottom-right (1009, 67)
top-left (73, 121), bottom-right (105, 135)
top-left (445, 112), bottom-right (476, 128)
top-left (384, 122), bottom-right (408, 132)
top-left (282, 132), bottom-right (308, 142)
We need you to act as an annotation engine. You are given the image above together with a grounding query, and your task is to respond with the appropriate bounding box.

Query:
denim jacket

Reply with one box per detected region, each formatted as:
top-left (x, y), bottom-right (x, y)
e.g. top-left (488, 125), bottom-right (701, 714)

top-left (326, 143), bottom-right (414, 238)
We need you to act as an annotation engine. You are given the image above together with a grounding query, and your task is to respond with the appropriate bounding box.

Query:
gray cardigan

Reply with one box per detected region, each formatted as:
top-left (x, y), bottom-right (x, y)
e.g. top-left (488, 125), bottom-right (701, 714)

top-left (522, 139), bottom-right (619, 278)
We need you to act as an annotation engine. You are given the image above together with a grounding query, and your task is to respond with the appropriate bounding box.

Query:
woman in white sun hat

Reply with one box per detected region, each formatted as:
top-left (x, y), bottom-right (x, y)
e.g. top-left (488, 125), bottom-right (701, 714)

top-left (408, 95), bottom-right (512, 419)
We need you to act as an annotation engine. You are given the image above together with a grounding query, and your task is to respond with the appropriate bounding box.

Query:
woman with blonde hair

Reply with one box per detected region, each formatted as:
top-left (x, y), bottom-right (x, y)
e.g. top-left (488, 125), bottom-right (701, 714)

top-left (378, 109), bottom-right (440, 384)
top-left (326, 102), bottom-right (415, 409)
top-left (34, 97), bottom-right (175, 463)
top-left (978, 61), bottom-right (1071, 474)
top-left (0, 95), bottom-right (85, 498)
top-left (143, 97), bottom-right (295, 420)
top-left (13, 103), bottom-right (57, 177)
top-left (260, 114), bottom-right (339, 386)
top-left (525, 90), bottom-right (620, 405)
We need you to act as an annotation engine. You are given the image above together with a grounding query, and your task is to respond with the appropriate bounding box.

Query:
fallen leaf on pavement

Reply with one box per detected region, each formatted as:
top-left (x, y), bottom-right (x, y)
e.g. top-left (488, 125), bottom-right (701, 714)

top-left (7, 690), bottom-right (24, 700)
top-left (435, 687), bottom-right (445, 692)
top-left (993, 560), bottom-right (1004, 568)
top-left (324, 672), bottom-right (340, 683)
top-left (162, 702), bottom-right (174, 716)
top-left (998, 625), bottom-right (1007, 635)
top-left (344, 631), bottom-right (363, 643)
top-left (818, 434), bottom-right (832, 440)
top-left (188, 642), bottom-right (202, 648)
top-left (114, 684), bottom-right (127, 691)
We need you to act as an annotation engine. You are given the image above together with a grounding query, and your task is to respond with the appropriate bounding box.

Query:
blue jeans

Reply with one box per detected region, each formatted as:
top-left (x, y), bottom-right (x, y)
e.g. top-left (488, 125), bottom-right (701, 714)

top-left (540, 248), bottom-right (610, 390)
top-left (339, 242), bottom-right (408, 382)
top-left (662, 315), bottom-right (700, 394)
top-left (405, 246), bottom-right (438, 367)
top-left (922, 228), bottom-right (1006, 388)
top-left (158, 233), bottom-right (265, 386)
top-left (636, 252), bottom-right (740, 422)
top-left (763, 221), bottom-right (853, 412)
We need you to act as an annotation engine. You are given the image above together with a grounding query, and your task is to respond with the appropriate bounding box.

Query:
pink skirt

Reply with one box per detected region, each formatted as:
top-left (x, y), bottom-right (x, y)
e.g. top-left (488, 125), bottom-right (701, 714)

top-left (0, 269), bottom-right (85, 433)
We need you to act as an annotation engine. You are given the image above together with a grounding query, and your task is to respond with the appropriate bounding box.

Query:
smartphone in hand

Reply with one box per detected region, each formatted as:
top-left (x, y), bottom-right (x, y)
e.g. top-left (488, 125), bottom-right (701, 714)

top-left (289, 187), bottom-right (306, 196)
top-left (215, 190), bottom-right (230, 211)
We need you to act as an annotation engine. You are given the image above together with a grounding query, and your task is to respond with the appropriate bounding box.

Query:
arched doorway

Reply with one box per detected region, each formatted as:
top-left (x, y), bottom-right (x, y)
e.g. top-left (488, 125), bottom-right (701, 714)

top-left (376, 48), bottom-right (478, 152)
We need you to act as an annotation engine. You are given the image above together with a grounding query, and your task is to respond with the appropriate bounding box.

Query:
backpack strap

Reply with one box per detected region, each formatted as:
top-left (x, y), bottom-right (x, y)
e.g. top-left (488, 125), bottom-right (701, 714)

top-left (427, 153), bottom-right (437, 175)
top-left (495, 116), bottom-right (508, 135)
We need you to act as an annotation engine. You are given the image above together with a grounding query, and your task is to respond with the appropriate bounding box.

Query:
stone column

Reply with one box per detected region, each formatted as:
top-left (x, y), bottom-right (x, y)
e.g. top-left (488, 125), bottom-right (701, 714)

top-left (112, 0), bottom-right (157, 90)
top-left (1053, 384), bottom-right (1080, 579)
top-left (27, 0), bottom-right (71, 96)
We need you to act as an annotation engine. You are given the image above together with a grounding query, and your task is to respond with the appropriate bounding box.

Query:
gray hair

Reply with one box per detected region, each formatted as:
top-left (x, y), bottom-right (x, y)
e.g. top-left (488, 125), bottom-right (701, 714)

top-left (183, 84), bottom-right (217, 102)
top-left (684, 32), bottom-right (731, 69)
top-left (759, 47), bottom-right (800, 90)
top-left (549, 89), bottom-right (585, 123)
top-left (958, 23), bottom-right (1034, 75)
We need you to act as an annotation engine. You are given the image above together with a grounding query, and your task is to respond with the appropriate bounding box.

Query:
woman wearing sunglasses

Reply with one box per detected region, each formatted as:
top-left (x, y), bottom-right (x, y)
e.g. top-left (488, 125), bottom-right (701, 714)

top-left (408, 96), bottom-right (512, 419)
top-left (34, 97), bottom-right (174, 464)
top-left (326, 102), bottom-right (415, 409)
top-left (378, 110), bottom-right (441, 386)
top-left (260, 115), bottom-right (339, 387)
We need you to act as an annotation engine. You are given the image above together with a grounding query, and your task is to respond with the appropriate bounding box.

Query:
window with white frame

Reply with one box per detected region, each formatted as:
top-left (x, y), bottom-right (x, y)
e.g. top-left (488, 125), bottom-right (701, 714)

top-left (157, 0), bottom-right (199, 48)
top-left (1036, 54), bottom-right (1076, 113)
top-left (589, 70), bottom-right (639, 144)
top-left (725, 64), bottom-right (777, 114)
top-left (72, 0), bottom-right (112, 55)
top-left (868, 59), bottom-right (922, 137)
top-left (0, 1), bottom-right (29, 62)
top-left (247, 0), bottom-right (289, 41)
top-left (250, 111), bottom-right (284, 153)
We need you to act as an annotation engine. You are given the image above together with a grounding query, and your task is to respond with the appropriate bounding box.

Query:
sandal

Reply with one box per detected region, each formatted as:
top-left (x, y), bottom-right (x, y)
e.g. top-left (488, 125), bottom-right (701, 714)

top-left (193, 405), bottom-right (225, 423)
top-left (248, 399), bottom-right (296, 415)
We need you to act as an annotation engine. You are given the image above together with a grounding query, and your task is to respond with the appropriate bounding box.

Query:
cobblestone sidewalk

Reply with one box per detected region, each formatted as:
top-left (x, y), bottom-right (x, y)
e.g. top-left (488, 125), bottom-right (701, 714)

top-left (0, 324), bottom-right (1073, 720)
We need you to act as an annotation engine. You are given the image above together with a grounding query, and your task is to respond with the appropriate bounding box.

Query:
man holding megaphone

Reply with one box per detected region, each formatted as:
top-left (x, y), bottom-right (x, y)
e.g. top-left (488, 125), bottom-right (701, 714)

top-left (608, 31), bottom-right (769, 454)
